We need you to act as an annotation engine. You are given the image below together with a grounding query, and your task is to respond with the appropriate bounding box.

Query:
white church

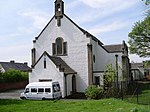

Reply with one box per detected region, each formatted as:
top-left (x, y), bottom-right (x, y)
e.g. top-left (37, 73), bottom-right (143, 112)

top-left (29, 0), bottom-right (130, 98)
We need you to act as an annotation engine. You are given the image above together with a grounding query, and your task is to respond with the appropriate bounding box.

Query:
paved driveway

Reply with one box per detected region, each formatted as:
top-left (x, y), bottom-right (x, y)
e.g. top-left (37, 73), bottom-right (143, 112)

top-left (0, 89), bottom-right (24, 100)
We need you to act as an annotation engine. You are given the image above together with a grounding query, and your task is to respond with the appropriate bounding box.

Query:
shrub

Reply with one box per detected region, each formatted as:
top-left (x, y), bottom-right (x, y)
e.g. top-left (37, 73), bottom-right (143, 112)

top-left (85, 85), bottom-right (104, 99)
top-left (1, 69), bottom-right (28, 83)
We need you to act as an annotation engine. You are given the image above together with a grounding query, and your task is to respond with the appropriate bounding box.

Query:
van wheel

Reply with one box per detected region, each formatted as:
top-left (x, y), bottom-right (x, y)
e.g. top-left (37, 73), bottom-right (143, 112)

top-left (21, 97), bottom-right (26, 100)
top-left (42, 98), bottom-right (46, 100)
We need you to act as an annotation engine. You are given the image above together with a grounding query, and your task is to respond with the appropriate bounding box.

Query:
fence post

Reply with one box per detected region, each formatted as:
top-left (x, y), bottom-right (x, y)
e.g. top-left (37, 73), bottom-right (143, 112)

top-left (136, 82), bottom-right (139, 104)
top-left (121, 81), bottom-right (123, 100)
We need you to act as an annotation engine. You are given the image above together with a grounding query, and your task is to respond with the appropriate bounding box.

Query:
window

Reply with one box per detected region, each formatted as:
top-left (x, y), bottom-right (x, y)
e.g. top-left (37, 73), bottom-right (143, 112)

top-left (53, 85), bottom-right (57, 92)
top-left (32, 48), bottom-right (36, 65)
top-left (56, 38), bottom-right (63, 55)
top-left (38, 88), bottom-right (44, 93)
top-left (31, 88), bottom-right (37, 93)
top-left (44, 56), bottom-right (46, 69)
top-left (25, 88), bottom-right (29, 93)
top-left (95, 76), bottom-right (100, 86)
top-left (56, 84), bottom-right (60, 92)
top-left (52, 38), bottom-right (67, 55)
top-left (93, 55), bottom-right (95, 63)
top-left (45, 88), bottom-right (51, 93)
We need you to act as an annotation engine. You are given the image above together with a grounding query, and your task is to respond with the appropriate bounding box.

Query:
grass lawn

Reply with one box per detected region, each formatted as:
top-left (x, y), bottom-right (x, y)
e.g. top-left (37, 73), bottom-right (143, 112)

top-left (0, 98), bottom-right (150, 112)
top-left (124, 90), bottom-right (150, 105)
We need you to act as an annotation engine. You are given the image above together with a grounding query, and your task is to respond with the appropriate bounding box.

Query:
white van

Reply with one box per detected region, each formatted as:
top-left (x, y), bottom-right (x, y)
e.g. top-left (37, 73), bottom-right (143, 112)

top-left (20, 81), bottom-right (62, 100)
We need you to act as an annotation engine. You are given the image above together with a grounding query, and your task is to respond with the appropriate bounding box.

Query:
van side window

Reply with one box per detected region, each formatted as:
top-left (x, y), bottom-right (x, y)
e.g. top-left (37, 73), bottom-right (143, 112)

top-left (31, 88), bottom-right (37, 93)
top-left (25, 88), bottom-right (29, 93)
top-left (45, 88), bottom-right (51, 93)
top-left (38, 88), bottom-right (44, 93)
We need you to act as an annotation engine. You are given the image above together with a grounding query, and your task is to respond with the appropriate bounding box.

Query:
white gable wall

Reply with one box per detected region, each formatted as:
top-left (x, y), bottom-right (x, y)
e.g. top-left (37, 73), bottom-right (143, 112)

top-left (91, 39), bottom-right (123, 82)
top-left (29, 56), bottom-right (65, 97)
top-left (32, 16), bottom-right (90, 93)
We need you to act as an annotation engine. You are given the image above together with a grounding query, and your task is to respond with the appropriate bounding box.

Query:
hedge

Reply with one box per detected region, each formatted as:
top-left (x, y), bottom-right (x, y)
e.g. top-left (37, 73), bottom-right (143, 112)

top-left (0, 69), bottom-right (28, 83)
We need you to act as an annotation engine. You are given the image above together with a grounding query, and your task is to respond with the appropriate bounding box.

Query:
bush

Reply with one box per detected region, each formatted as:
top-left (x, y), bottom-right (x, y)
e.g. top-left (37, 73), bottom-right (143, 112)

top-left (85, 85), bottom-right (104, 99)
top-left (0, 69), bottom-right (28, 83)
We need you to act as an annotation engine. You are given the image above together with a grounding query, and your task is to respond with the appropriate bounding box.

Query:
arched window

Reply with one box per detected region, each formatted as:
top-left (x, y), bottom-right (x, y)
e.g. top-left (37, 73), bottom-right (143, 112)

top-left (56, 37), bottom-right (63, 55)
top-left (52, 37), bottom-right (67, 56)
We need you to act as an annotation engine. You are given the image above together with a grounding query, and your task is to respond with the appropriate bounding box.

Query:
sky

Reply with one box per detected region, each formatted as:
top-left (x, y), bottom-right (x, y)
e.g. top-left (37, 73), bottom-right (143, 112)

top-left (0, 0), bottom-right (149, 66)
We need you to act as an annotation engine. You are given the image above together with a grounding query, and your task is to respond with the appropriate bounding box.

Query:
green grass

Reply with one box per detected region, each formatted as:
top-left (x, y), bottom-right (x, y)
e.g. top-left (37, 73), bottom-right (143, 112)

top-left (0, 98), bottom-right (150, 112)
top-left (125, 90), bottom-right (150, 105)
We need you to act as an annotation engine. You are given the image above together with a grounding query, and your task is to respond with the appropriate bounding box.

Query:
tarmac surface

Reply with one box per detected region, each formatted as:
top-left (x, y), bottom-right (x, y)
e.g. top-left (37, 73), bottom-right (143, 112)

top-left (0, 89), bottom-right (24, 100)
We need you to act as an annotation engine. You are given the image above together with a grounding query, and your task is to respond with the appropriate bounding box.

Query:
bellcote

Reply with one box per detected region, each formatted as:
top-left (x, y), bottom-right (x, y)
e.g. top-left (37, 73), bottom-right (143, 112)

top-left (55, 0), bottom-right (64, 26)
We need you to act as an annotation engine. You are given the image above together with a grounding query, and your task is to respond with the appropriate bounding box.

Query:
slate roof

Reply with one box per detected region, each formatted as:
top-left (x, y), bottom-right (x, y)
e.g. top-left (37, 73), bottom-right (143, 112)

top-left (0, 61), bottom-right (31, 72)
top-left (131, 63), bottom-right (144, 69)
top-left (32, 52), bottom-right (77, 74)
top-left (103, 44), bottom-right (123, 53)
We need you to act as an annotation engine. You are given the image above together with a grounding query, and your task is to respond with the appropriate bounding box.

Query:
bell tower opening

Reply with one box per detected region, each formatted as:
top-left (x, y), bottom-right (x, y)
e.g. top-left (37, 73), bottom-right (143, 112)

top-left (55, 0), bottom-right (64, 26)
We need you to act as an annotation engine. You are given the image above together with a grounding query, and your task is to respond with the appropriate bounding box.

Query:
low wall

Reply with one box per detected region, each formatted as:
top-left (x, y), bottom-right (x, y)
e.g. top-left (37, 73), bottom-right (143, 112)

top-left (0, 81), bottom-right (28, 92)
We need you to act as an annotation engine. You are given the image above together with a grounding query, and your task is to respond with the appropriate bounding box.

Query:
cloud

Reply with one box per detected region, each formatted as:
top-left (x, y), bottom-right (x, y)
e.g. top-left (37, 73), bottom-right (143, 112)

top-left (74, 0), bottom-right (138, 24)
top-left (19, 9), bottom-right (50, 29)
top-left (80, 0), bottom-right (137, 9)
top-left (88, 21), bottom-right (128, 35)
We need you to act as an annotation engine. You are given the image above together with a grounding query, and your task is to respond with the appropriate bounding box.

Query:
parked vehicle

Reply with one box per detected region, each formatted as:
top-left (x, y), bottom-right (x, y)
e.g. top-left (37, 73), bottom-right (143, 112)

top-left (20, 81), bottom-right (62, 100)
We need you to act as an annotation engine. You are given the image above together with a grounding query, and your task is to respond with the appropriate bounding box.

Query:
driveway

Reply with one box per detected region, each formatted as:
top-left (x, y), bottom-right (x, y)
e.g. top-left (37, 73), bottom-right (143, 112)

top-left (0, 89), bottom-right (24, 100)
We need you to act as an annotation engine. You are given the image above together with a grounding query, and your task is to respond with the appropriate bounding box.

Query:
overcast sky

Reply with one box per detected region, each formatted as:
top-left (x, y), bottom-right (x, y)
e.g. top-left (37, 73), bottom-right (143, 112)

top-left (0, 0), bottom-right (149, 65)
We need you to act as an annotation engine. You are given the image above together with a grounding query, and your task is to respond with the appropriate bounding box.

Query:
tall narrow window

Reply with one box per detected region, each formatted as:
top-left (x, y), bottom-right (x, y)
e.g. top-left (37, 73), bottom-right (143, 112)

top-left (63, 42), bottom-right (67, 55)
top-left (44, 56), bottom-right (46, 69)
top-left (52, 43), bottom-right (56, 55)
top-left (52, 37), bottom-right (67, 56)
top-left (32, 48), bottom-right (36, 65)
top-left (56, 38), bottom-right (63, 55)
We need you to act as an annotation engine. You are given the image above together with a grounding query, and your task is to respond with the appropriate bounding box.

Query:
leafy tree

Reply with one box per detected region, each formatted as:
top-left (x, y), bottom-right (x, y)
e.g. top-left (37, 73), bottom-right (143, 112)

top-left (128, 14), bottom-right (150, 57)
top-left (142, 0), bottom-right (150, 5)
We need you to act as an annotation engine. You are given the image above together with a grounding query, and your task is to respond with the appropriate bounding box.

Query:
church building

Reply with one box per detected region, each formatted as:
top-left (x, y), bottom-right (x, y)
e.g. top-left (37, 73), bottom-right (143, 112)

top-left (29, 0), bottom-right (130, 97)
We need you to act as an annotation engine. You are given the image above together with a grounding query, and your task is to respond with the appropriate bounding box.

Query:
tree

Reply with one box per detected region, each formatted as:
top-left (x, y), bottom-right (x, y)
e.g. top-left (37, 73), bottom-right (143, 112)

top-left (128, 13), bottom-right (150, 57)
top-left (142, 0), bottom-right (150, 5)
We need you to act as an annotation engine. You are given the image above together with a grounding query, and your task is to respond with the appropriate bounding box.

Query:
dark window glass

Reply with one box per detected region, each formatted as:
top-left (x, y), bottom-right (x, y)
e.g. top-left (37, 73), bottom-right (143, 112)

top-left (38, 88), bottom-right (44, 93)
top-left (53, 85), bottom-right (57, 92)
top-left (25, 88), bottom-right (29, 93)
top-left (52, 43), bottom-right (56, 55)
top-left (31, 88), bottom-right (37, 93)
top-left (56, 84), bottom-right (60, 92)
top-left (45, 88), bottom-right (51, 93)
top-left (44, 57), bottom-right (46, 69)
top-left (56, 38), bottom-right (63, 55)
top-left (93, 55), bottom-right (95, 63)
top-left (63, 42), bottom-right (67, 55)
top-left (32, 48), bottom-right (36, 65)
top-left (95, 76), bottom-right (100, 86)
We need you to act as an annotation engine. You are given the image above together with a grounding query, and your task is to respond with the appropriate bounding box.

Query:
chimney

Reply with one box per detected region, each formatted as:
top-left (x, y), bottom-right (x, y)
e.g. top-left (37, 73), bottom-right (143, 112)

top-left (24, 62), bottom-right (28, 66)
top-left (10, 60), bottom-right (15, 63)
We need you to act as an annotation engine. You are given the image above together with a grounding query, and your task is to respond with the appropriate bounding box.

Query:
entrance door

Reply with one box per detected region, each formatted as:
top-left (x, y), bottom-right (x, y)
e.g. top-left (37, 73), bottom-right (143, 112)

top-left (72, 75), bottom-right (76, 93)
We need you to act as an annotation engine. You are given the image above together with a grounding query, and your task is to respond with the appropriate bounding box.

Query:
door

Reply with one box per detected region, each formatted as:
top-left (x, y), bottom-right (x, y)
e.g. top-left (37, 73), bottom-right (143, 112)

top-left (72, 75), bottom-right (76, 93)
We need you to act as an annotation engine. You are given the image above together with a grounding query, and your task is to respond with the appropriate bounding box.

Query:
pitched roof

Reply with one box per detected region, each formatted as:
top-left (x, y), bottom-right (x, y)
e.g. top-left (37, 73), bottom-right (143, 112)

top-left (103, 44), bottom-right (123, 53)
top-left (0, 61), bottom-right (31, 72)
top-left (131, 63), bottom-right (144, 69)
top-left (32, 51), bottom-right (77, 74)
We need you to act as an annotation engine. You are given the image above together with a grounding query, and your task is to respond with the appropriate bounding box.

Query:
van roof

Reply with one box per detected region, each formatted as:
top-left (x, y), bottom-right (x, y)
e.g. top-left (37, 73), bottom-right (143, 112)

top-left (26, 82), bottom-right (59, 87)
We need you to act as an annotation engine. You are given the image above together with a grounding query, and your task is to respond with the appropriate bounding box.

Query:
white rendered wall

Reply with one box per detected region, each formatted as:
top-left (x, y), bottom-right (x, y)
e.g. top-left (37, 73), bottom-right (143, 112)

top-left (91, 39), bottom-right (123, 82)
top-left (31, 16), bottom-right (90, 93)
top-left (29, 55), bottom-right (65, 97)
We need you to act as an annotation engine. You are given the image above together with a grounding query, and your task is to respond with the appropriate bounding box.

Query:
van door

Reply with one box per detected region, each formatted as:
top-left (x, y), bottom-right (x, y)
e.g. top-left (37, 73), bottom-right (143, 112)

top-left (30, 88), bottom-right (38, 99)
top-left (52, 84), bottom-right (61, 99)
top-left (37, 88), bottom-right (44, 99)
